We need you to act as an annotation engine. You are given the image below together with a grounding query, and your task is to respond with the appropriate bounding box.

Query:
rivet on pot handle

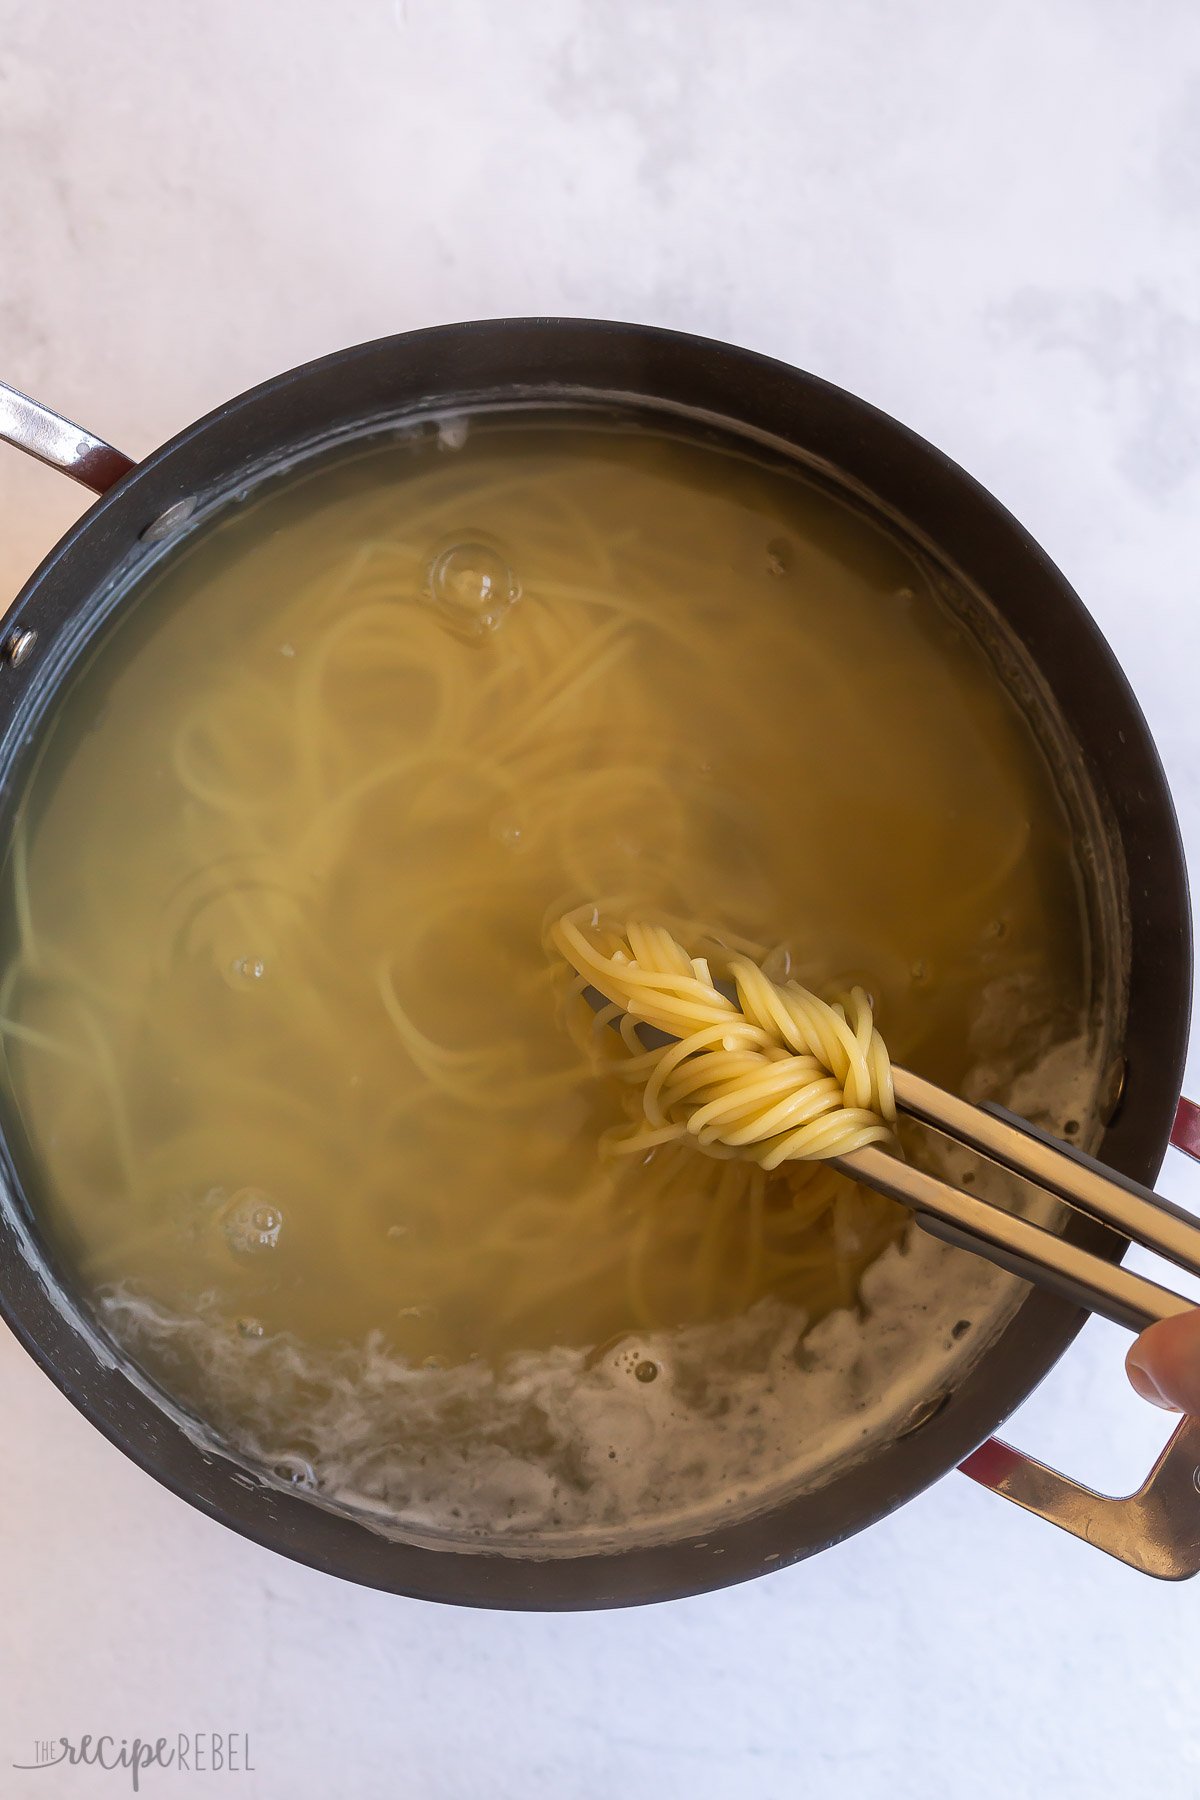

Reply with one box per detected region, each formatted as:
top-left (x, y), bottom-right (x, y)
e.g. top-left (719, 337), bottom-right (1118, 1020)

top-left (959, 1101), bottom-right (1200, 1579)
top-left (0, 380), bottom-right (135, 495)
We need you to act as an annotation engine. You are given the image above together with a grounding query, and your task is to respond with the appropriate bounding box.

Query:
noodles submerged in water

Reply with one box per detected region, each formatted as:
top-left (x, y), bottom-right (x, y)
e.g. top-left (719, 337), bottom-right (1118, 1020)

top-left (0, 416), bottom-right (1110, 1543)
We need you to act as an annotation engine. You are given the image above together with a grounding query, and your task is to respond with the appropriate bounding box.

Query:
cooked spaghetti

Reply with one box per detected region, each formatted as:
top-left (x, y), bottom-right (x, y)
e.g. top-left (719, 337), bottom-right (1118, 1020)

top-left (551, 911), bottom-right (896, 1166)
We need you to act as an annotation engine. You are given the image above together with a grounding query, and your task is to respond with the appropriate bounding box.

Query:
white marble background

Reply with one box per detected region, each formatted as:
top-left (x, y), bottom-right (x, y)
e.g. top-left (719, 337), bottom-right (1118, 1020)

top-left (3, 2), bottom-right (1200, 1795)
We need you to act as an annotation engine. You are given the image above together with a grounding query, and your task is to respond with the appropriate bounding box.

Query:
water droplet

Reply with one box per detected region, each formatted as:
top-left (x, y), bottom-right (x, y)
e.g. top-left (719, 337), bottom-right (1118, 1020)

top-left (765, 537), bottom-right (793, 577)
top-left (237, 1317), bottom-right (265, 1339)
top-left (221, 1189), bottom-right (283, 1253)
top-left (761, 944), bottom-right (792, 983)
top-left (425, 537), bottom-right (520, 641)
top-left (231, 956), bottom-right (266, 981)
top-left (635, 1359), bottom-right (658, 1383)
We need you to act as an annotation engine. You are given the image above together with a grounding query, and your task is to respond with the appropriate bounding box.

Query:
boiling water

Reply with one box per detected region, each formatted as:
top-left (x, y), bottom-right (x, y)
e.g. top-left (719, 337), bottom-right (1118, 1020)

top-left (0, 416), bottom-right (1113, 1543)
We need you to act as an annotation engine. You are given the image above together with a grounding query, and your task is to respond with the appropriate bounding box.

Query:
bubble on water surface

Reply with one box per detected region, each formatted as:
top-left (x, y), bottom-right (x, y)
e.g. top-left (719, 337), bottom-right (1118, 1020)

top-left (424, 537), bottom-right (520, 640)
top-left (490, 814), bottom-right (525, 851)
top-left (221, 1189), bottom-right (284, 1254)
top-left (272, 1454), bottom-right (316, 1489)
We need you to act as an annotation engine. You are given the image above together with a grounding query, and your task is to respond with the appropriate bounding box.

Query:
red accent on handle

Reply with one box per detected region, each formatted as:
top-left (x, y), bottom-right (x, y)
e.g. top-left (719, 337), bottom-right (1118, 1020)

top-left (958, 1438), bottom-right (1024, 1484)
top-left (1170, 1097), bottom-right (1200, 1164)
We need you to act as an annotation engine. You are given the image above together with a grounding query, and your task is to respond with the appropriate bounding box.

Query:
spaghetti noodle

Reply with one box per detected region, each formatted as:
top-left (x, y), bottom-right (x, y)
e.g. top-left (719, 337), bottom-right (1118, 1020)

top-left (550, 910), bottom-right (896, 1166)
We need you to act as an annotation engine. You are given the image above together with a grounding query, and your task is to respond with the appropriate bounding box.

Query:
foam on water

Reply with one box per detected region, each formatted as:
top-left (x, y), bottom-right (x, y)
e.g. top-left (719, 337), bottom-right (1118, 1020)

top-left (98, 1036), bottom-right (1101, 1555)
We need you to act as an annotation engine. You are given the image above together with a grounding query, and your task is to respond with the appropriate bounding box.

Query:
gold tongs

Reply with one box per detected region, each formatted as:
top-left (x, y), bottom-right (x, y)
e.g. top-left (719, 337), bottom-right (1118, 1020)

top-left (841, 1068), bottom-right (1197, 1334)
top-left (582, 983), bottom-right (1199, 1334)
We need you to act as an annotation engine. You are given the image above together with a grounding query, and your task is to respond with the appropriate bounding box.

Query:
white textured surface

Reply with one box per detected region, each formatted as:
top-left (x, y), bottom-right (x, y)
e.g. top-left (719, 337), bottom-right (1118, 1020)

top-left (3, 3), bottom-right (1200, 1795)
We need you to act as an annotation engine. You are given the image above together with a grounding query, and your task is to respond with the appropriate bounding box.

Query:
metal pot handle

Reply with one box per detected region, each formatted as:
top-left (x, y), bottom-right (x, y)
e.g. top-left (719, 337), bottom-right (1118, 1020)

top-left (959, 1102), bottom-right (1200, 1579)
top-left (1, 380), bottom-right (135, 494)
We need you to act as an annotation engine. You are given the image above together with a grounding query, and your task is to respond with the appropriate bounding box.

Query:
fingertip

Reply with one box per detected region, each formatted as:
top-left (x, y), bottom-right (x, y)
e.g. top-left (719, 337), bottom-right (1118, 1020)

top-left (1127, 1310), bottom-right (1200, 1415)
top-left (1124, 1346), bottom-right (1179, 1410)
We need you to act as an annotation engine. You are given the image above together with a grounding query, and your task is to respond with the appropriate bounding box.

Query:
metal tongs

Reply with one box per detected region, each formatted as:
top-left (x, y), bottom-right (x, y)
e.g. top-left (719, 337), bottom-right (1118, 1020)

top-left (583, 984), bottom-right (1200, 1335)
top-left (845, 1068), bottom-right (1197, 1334)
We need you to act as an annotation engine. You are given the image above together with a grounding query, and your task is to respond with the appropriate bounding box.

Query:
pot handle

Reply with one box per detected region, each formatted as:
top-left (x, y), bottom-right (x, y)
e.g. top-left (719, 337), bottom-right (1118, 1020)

top-left (959, 1102), bottom-right (1200, 1579)
top-left (1, 380), bottom-right (135, 494)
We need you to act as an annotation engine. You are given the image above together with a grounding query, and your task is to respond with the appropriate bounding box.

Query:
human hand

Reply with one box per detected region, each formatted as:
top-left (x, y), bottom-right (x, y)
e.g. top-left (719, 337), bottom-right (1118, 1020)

top-left (1126, 1311), bottom-right (1200, 1413)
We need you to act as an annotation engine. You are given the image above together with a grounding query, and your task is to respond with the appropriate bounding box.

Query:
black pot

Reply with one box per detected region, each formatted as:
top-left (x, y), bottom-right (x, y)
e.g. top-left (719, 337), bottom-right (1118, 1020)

top-left (0, 320), bottom-right (1191, 1605)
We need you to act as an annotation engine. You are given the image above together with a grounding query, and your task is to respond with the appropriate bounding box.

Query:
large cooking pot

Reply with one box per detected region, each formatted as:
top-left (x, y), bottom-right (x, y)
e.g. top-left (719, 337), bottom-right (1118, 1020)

top-left (1, 319), bottom-right (1197, 1604)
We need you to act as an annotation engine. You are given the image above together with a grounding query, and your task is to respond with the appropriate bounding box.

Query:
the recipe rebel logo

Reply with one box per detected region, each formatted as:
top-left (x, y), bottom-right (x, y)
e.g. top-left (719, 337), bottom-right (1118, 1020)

top-left (13, 1734), bottom-right (255, 1790)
